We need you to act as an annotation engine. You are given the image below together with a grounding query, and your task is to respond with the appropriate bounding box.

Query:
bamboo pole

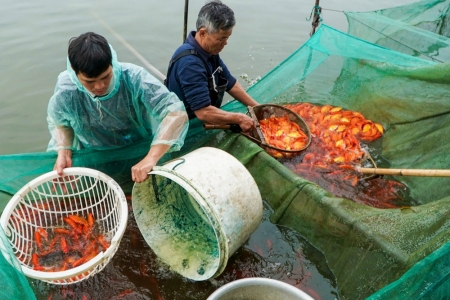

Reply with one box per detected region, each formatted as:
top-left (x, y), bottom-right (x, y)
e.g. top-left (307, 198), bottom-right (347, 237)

top-left (203, 124), bottom-right (231, 130)
top-left (358, 167), bottom-right (450, 177)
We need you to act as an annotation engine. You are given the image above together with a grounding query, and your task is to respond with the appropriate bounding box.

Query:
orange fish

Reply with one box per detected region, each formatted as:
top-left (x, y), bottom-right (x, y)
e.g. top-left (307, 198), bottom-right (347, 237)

top-left (34, 231), bottom-right (43, 251)
top-left (87, 213), bottom-right (95, 227)
top-left (72, 257), bottom-right (86, 268)
top-left (63, 217), bottom-right (82, 234)
top-left (97, 235), bottom-right (110, 250)
top-left (32, 253), bottom-right (45, 271)
top-left (68, 215), bottom-right (89, 227)
top-left (60, 237), bottom-right (69, 254)
top-left (53, 228), bottom-right (71, 235)
top-left (36, 228), bottom-right (48, 240)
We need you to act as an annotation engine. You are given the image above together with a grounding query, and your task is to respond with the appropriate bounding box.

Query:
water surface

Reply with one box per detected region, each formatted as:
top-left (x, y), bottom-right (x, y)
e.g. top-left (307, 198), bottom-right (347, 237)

top-left (0, 0), bottom-right (415, 154)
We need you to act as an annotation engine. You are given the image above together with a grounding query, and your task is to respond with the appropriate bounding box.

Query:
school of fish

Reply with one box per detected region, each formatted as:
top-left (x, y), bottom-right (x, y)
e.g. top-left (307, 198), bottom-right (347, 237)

top-left (258, 115), bottom-right (309, 158)
top-left (31, 213), bottom-right (109, 276)
top-left (267, 102), bottom-right (407, 208)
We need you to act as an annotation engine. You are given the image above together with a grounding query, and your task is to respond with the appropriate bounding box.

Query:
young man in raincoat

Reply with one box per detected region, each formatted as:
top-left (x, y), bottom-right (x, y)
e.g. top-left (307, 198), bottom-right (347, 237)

top-left (47, 32), bottom-right (189, 183)
top-left (165, 0), bottom-right (258, 133)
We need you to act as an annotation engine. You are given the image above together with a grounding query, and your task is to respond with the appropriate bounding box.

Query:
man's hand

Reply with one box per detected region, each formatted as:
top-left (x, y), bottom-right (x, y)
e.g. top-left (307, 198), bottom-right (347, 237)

top-left (132, 144), bottom-right (171, 183)
top-left (131, 156), bottom-right (158, 183)
top-left (53, 149), bottom-right (73, 193)
top-left (52, 126), bottom-right (74, 177)
top-left (54, 149), bottom-right (73, 176)
top-left (237, 113), bottom-right (256, 133)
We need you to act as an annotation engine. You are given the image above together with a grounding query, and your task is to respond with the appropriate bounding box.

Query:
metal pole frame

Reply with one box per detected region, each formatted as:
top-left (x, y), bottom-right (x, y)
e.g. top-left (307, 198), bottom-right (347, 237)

top-left (183, 0), bottom-right (189, 42)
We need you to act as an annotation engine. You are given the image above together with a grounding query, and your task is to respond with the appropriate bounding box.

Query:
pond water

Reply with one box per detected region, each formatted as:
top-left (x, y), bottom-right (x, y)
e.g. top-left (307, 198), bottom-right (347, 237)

top-left (1, 0), bottom-right (415, 155)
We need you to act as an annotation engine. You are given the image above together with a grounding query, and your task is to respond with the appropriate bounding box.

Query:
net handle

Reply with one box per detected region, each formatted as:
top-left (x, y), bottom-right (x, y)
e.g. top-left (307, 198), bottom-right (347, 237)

top-left (247, 106), bottom-right (268, 145)
top-left (358, 167), bottom-right (450, 177)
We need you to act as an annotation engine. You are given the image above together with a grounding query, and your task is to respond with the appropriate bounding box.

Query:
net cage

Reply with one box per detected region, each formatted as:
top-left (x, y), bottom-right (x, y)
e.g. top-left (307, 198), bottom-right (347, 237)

top-left (0, 167), bottom-right (128, 285)
top-left (345, 0), bottom-right (450, 62)
top-left (245, 104), bottom-right (311, 159)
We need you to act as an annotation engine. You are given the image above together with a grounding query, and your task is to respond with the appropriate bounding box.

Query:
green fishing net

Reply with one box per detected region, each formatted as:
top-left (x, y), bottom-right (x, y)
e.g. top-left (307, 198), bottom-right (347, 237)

top-left (2, 0), bottom-right (450, 299)
top-left (0, 226), bottom-right (36, 300)
top-left (346, 0), bottom-right (450, 62)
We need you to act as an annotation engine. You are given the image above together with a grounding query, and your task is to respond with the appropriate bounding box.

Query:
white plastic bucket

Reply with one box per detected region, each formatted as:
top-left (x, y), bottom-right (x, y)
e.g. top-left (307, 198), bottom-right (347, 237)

top-left (207, 278), bottom-right (315, 300)
top-left (132, 147), bottom-right (263, 281)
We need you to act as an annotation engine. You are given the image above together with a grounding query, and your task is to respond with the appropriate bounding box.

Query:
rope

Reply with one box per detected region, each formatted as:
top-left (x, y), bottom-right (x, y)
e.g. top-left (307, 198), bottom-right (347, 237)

top-left (96, 100), bottom-right (104, 121)
top-left (306, 5), bottom-right (323, 22)
top-left (321, 8), bottom-right (344, 13)
top-left (308, 5), bottom-right (323, 36)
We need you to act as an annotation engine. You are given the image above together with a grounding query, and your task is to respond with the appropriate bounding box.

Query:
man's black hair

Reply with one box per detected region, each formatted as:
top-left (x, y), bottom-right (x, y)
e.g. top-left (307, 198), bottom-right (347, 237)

top-left (68, 32), bottom-right (112, 78)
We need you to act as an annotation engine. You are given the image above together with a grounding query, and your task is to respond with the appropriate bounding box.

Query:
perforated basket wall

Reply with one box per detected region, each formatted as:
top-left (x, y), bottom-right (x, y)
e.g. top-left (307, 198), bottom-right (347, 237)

top-left (0, 167), bottom-right (128, 285)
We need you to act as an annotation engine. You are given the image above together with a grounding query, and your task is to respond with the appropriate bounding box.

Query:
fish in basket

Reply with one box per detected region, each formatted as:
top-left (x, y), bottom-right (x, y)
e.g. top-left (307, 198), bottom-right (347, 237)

top-left (0, 167), bottom-right (128, 285)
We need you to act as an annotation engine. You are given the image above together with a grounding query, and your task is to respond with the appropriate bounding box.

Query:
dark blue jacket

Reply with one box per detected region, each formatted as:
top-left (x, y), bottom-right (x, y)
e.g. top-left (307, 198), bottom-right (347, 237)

top-left (165, 31), bottom-right (237, 118)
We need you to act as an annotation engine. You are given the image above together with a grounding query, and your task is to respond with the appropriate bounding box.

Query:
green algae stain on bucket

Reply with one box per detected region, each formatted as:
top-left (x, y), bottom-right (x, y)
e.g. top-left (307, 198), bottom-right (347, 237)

top-left (135, 176), bottom-right (220, 279)
top-left (132, 147), bottom-right (263, 281)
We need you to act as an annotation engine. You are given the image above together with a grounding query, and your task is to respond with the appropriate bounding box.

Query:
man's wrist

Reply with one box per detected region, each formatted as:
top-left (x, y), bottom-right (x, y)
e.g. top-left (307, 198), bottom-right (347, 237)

top-left (57, 148), bottom-right (73, 155)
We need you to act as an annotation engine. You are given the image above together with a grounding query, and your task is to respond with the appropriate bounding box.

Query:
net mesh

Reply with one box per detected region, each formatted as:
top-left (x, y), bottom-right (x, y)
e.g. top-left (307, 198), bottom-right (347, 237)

top-left (346, 0), bottom-right (450, 62)
top-left (0, 226), bottom-right (36, 299)
top-left (1, 0), bottom-right (450, 298)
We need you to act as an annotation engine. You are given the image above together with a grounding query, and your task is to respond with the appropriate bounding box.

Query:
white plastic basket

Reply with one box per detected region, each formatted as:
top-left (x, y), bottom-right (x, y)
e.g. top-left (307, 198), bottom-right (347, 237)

top-left (0, 167), bottom-right (128, 285)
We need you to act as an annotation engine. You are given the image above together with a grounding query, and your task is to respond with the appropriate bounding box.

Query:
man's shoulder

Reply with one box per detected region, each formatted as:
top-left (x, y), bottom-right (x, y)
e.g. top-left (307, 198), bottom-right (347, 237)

top-left (56, 70), bottom-right (72, 83)
top-left (120, 62), bottom-right (142, 69)
top-left (119, 62), bottom-right (163, 90)
top-left (120, 62), bottom-right (144, 75)
top-left (173, 43), bottom-right (195, 56)
top-left (55, 71), bottom-right (77, 93)
top-left (171, 44), bottom-right (201, 64)
top-left (51, 76), bottom-right (79, 106)
top-left (119, 63), bottom-right (148, 82)
top-left (171, 46), bottom-right (205, 71)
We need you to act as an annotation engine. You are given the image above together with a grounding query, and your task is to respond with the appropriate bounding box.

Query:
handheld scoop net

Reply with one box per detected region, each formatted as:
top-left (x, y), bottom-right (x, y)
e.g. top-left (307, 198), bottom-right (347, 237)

top-left (244, 104), bottom-right (312, 158)
top-left (0, 167), bottom-right (128, 285)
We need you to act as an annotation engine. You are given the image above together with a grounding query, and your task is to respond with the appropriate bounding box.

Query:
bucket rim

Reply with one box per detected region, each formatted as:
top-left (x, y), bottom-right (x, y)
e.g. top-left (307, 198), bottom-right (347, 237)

top-left (206, 277), bottom-right (315, 300)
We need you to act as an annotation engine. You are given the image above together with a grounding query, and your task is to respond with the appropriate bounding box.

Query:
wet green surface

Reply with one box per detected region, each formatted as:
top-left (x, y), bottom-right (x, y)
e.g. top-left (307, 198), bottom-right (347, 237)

top-left (133, 175), bottom-right (220, 280)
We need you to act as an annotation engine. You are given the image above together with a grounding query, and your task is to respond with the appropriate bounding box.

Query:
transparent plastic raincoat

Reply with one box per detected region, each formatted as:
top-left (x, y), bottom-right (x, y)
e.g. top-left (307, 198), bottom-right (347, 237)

top-left (46, 46), bottom-right (188, 152)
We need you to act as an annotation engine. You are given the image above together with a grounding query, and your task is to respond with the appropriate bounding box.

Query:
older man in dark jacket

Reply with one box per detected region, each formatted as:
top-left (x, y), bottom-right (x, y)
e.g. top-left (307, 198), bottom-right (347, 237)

top-left (165, 0), bottom-right (259, 133)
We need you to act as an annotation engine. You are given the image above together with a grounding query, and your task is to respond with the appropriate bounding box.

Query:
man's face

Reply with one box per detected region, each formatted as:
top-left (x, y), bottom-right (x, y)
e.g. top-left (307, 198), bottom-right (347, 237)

top-left (77, 66), bottom-right (113, 96)
top-left (198, 28), bottom-right (233, 55)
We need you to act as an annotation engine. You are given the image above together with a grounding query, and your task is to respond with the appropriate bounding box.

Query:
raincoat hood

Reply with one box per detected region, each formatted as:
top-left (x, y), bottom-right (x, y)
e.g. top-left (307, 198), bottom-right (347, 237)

top-left (66, 44), bottom-right (122, 101)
